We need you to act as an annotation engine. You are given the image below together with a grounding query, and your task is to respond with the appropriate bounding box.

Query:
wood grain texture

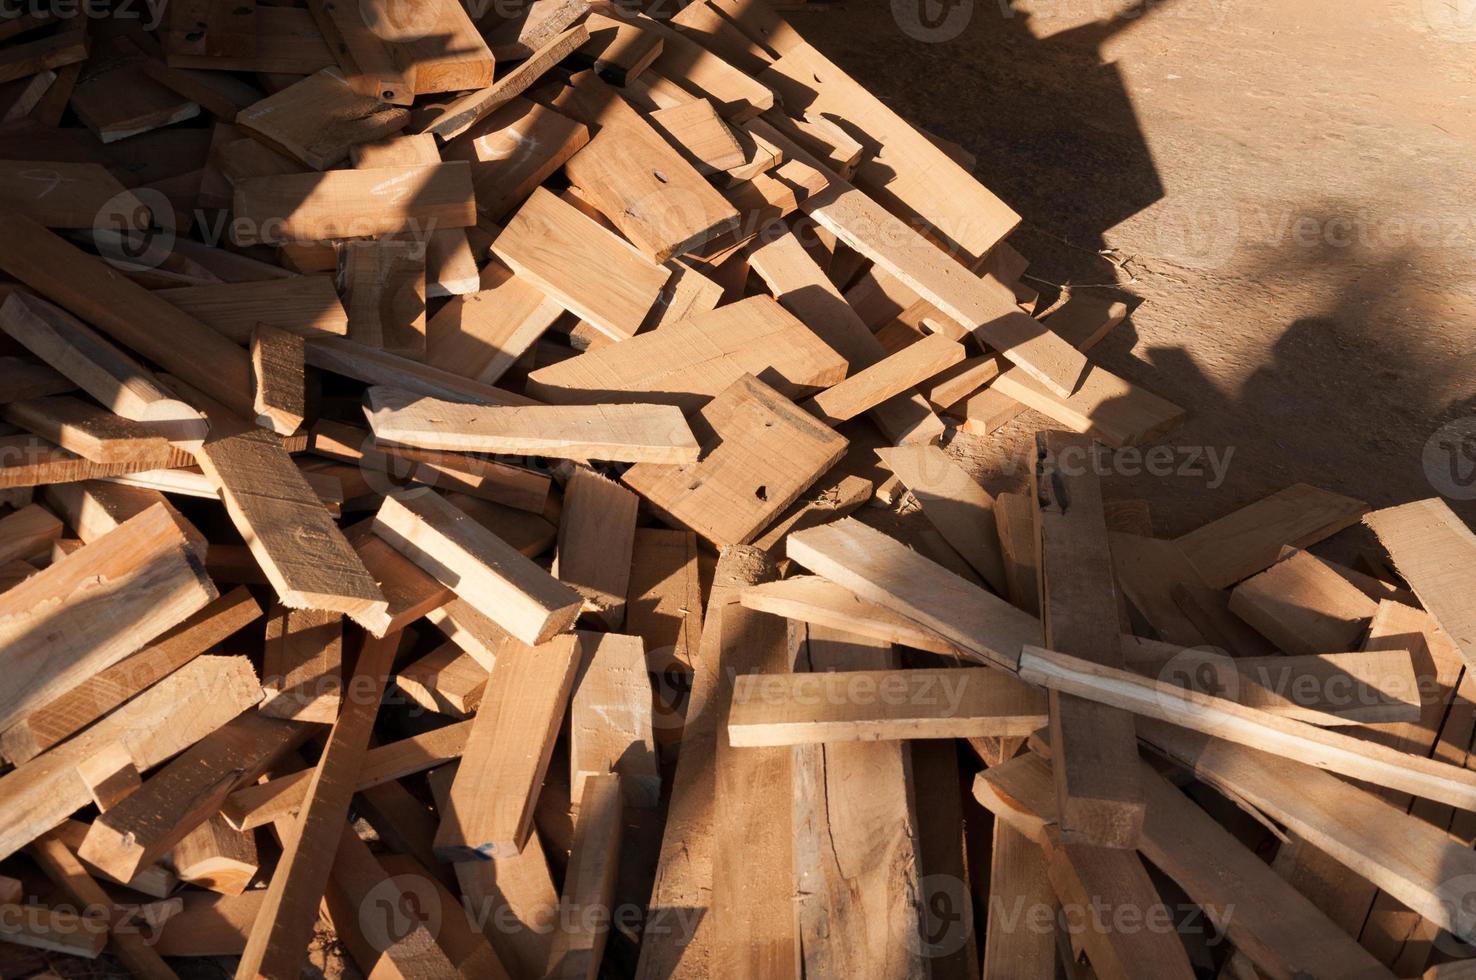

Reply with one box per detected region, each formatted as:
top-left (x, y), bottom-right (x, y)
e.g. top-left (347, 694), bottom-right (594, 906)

top-left (1365, 498), bottom-right (1476, 669)
top-left (556, 468), bottom-right (638, 629)
top-left (251, 323), bottom-right (306, 435)
top-left (235, 67), bottom-right (410, 169)
top-left (232, 162), bottom-right (476, 244)
top-left (571, 631), bottom-right (659, 805)
top-left (440, 96), bottom-right (589, 221)
top-left (339, 239), bottom-right (428, 358)
top-left (425, 260), bottom-right (562, 385)
top-left (877, 444), bottom-right (1009, 594)
top-left (157, 276), bottom-right (350, 344)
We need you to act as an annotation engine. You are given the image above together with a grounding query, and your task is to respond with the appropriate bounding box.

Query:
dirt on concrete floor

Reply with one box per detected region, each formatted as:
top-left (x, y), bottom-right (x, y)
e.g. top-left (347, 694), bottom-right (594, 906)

top-left (792, 0), bottom-right (1476, 546)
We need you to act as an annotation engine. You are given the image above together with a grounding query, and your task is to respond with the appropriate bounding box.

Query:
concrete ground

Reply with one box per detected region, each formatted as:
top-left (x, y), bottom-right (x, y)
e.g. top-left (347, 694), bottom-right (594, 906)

top-left (792, 0), bottom-right (1476, 537)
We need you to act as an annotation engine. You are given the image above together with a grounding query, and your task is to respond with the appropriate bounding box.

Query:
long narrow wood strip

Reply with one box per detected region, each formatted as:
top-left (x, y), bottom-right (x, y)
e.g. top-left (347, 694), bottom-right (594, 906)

top-left (877, 444), bottom-right (1009, 595)
top-left (234, 631), bottom-right (398, 979)
top-left (558, 469), bottom-right (638, 631)
top-left (2, 395), bottom-right (176, 463)
top-left (803, 332), bottom-right (965, 427)
top-left (261, 605), bottom-right (343, 722)
top-left (739, 575), bottom-right (965, 656)
top-left (991, 366), bottom-right (1185, 448)
top-left (308, 335), bottom-right (537, 406)
top-left (155, 278), bottom-right (348, 344)
top-left (251, 323), bottom-right (306, 435)
top-left (232, 162), bottom-right (476, 244)
top-left (421, 24), bottom-right (591, 140)
top-left (1365, 498), bottom-right (1476, 669)
top-left (544, 771), bottom-right (623, 980)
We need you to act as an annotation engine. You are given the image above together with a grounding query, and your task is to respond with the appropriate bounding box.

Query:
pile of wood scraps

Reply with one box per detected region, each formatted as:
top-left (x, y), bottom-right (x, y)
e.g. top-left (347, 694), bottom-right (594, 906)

top-left (0, 0), bottom-right (1472, 978)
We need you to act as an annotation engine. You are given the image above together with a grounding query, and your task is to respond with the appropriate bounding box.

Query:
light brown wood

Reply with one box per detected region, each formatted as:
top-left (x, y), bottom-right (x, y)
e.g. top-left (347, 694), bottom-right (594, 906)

top-left (307, 0), bottom-right (491, 105)
top-left (624, 373), bottom-right (848, 546)
top-left (0, 586), bottom-right (260, 764)
top-left (527, 295), bottom-right (847, 411)
top-left (308, 335), bottom-right (537, 406)
top-left (394, 641), bottom-right (488, 718)
top-left (2, 395), bottom-right (177, 464)
top-left (571, 631), bottom-right (659, 805)
top-left (575, 11), bottom-right (663, 85)
top-left (440, 96), bottom-right (589, 221)
top-left (550, 468), bottom-right (637, 630)
top-left (626, 527), bottom-right (704, 676)
top-left (232, 162), bottom-right (476, 244)
top-left (544, 771), bottom-right (623, 980)
top-left (366, 387), bottom-right (700, 464)
top-left (0, 160), bottom-right (145, 229)
top-left (236, 67), bottom-right (410, 169)
top-left (425, 260), bottom-right (562, 385)
top-left (417, 23), bottom-right (588, 140)
top-left (372, 487), bottom-right (582, 645)
top-left (0, 356), bottom-right (72, 403)
top-left (738, 575), bottom-right (965, 657)
top-left (250, 322), bottom-right (306, 435)
top-left (991, 365), bottom-right (1186, 448)
top-left (234, 632), bottom-right (398, 980)
top-left (170, 815), bottom-right (259, 895)
top-left (650, 99), bottom-right (745, 173)
top-left (0, 502), bottom-right (60, 563)
top-left (339, 239), bottom-right (428, 358)
top-left (982, 817), bottom-right (1057, 979)
top-left (1365, 498), bottom-right (1476, 669)
top-left (1174, 482), bottom-right (1370, 588)
top-left (261, 605), bottom-right (343, 723)
top-left (195, 428), bottom-right (388, 626)
top-left (1228, 548), bottom-right (1379, 655)
top-left (157, 276), bottom-right (350, 344)
top-left (877, 444), bottom-right (1009, 595)
top-left (434, 633), bottom-right (581, 860)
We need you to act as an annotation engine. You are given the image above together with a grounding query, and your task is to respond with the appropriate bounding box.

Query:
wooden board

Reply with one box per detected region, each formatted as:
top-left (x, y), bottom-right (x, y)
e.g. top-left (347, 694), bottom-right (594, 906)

top-left (0, 502), bottom-right (61, 563)
top-left (876, 444), bottom-right (1009, 594)
top-left (261, 605), bottom-right (343, 722)
top-left (308, 335), bottom-right (537, 406)
top-left (235, 67), bottom-right (410, 169)
top-left (157, 276), bottom-right (350, 344)
top-left (1365, 498), bottom-right (1476, 669)
top-left (339, 239), bottom-right (428, 357)
top-left (650, 99), bottom-right (745, 173)
top-left (307, 0), bottom-right (491, 104)
top-left (544, 771), bottom-right (622, 980)
top-left (433, 633), bottom-right (581, 860)
top-left (1228, 548), bottom-right (1379, 655)
top-left (394, 641), bottom-right (487, 718)
top-left (0, 356), bottom-right (72, 403)
top-left (556, 468), bottom-right (638, 629)
top-left (786, 517), bottom-right (1041, 669)
top-left (367, 387), bottom-right (699, 464)
top-left (803, 332), bottom-right (965, 427)
top-left (232, 162), bottom-right (476, 244)
top-left (425, 260), bottom-right (563, 385)
top-left (990, 365), bottom-right (1186, 448)
top-left (195, 428), bottom-right (388, 626)
top-left (372, 487), bottom-right (582, 645)
top-left (574, 12), bottom-right (663, 85)
top-left (623, 373), bottom-right (848, 546)
top-left (417, 23), bottom-right (588, 140)
top-left (0, 160), bottom-right (145, 229)
top-left (570, 631), bottom-right (659, 805)
top-left (739, 575), bottom-right (964, 657)
top-left (251, 323), bottom-right (306, 435)
top-left (1174, 483), bottom-right (1369, 588)
top-left (2, 395), bottom-right (177, 464)
top-left (439, 96), bottom-right (589, 221)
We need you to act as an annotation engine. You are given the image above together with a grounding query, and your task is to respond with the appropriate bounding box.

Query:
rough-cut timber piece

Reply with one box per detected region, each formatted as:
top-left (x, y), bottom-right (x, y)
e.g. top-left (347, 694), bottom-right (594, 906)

top-left (571, 632), bottom-right (659, 805)
top-left (0, 28), bottom-right (88, 85)
top-left (493, 187), bottom-right (667, 342)
top-left (434, 633), bottom-right (581, 860)
top-left (552, 71), bottom-right (742, 261)
top-left (0, 502), bottom-right (216, 734)
top-left (1106, 531), bottom-right (1211, 648)
top-left (1228, 548), bottom-right (1379, 655)
top-left (171, 815), bottom-right (260, 896)
top-left (308, 0), bottom-right (492, 105)
top-left (729, 666), bottom-right (1046, 746)
top-left (235, 67), bottom-right (410, 169)
top-left (1021, 645), bottom-right (1476, 808)
top-left (339, 239), bottom-right (428, 357)
top-left (0, 356), bottom-right (73, 403)
top-left (2, 395), bottom-right (177, 464)
top-left (991, 366), bottom-right (1185, 448)
top-left (261, 605), bottom-right (342, 722)
top-left (373, 488), bottom-right (582, 645)
top-left (787, 518), bottom-right (1040, 669)
top-left (440, 96), bottom-right (588, 220)
top-left (0, 502), bottom-right (61, 563)
top-left (556, 469), bottom-right (638, 629)
top-left (763, 41), bottom-right (1016, 263)
top-left (623, 373), bottom-right (848, 546)
top-left (418, 24), bottom-right (589, 140)
top-left (394, 642), bottom-right (487, 718)
top-left (0, 586), bottom-right (260, 764)
top-left (0, 230), bottom-right (252, 420)
top-left (526, 295), bottom-right (847, 411)
top-left (982, 817), bottom-right (1057, 979)
top-left (544, 771), bottom-right (622, 980)
top-left (231, 162), bottom-right (476, 244)
top-left (366, 387), bottom-right (699, 464)
top-left (250, 323), bottom-right (306, 436)
top-left (157, 277), bottom-right (350, 344)
top-left (1174, 483), bottom-right (1370, 588)
top-left (196, 428), bottom-right (388, 627)
top-left (626, 527), bottom-right (704, 677)
top-left (234, 632), bottom-right (398, 979)
top-left (803, 183), bottom-right (1085, 398)
top-left (739, 575), bottom-right (963, 657)
top-left (0, 654), bottom-right (259, 861)
top-left (575, 12), bottom-right (663, 84)
top-left (803, 332), bottom-right (965, 427)
top-left (650, 99), bottom-right (745, 173)
top-left (307, 336), bottom-right (536, 406)
top-left (877, 444), bottom-right (1009, 594)
top-left (0, 900), bottom-right (107, 957)
top-left (0, 160), bottom-right (146, 228)
top-left (1365, 498), bottom-right (1476, 669)
top-left (79, 710), bottom-right (310, 884)
top-left (425, 261), bottom-right (564, 385)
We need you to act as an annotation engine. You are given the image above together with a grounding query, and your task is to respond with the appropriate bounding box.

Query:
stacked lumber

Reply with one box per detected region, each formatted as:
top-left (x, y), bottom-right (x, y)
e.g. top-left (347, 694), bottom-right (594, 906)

top-left (0, 2), bottom-right (1467, 979)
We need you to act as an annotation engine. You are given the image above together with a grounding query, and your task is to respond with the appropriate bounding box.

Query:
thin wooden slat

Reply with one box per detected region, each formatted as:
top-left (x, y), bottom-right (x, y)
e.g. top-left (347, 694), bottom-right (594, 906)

top-left (738, 575), bottom-right (963, 657)
top-left (156, 277), bottom-right (350, 344)
top-left (0, 502), bottom-right (60, 563)
top-left (555, 468), bottom-right (638, 630)
top-left (1365, 498), bottom-right (1476, 669)
top-left (877, 444), bottom-right (1009, 595)
top-left (235, 67), bottom-right (410, 169)
top-left (251, 323), bottom-right (306, 435)
top-left (307, 335), bottom-right (537, 406)
top-left (439, 96), bottom-right (589, 221)
top-left (1228, 548), bottom-right (1379, 655)
top-left (261, 605), bottom-right (343, 722)
top-left (570, 632), bottom-right (659, 805)
top-left (574, 12), bottom-right (663, 85)
top-left (419, 23), bottom-right (589, 140)
top-left (0, 357), bottom-right (72, 404)
top-left (803, 332), bottom-right (965, 427)
top-left (990, 366), bottom-right (1186, 448)
top-left (2, 395), bottom-right (175, 464)
top-left (0, 160), bottom-right (145, 229)
top-left (544, 771), bottom-right (623, 980)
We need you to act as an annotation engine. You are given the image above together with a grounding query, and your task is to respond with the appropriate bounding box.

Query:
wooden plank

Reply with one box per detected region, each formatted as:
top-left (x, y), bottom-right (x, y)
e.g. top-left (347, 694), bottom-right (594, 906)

top-left (803, 183), bottom-right (1085, 398)
top-left (877, 444), bottom-right (1009, 595)
top-left (786, 517), bottom-right (1041, 669)
top-left (570, 631), bottom-right (659, 805)
top-left (394, 641), bottom-right (487, 718)
top-left (0, 654), bottom-right (260, 861)
top-left (157, 276), bottom-right (350, 344)
top-left (650, 99), bottom-right (745, 173)
top-left (0, 587), bottom-right (259, 764)
top-left (235, 67), bottom-right (410, 169)
top-left (1174, 483), bottom-right (1370, 588)
top-left (1228, 548), bottom-right (1379, 655)
top-left (0, 435), bottom-right (193, 490)
top-left (1365, 498), bottom-right (1476, 669)
top-left (166, 6), bottom-right (333, 74)
top-left (1019, 645), bottom-right (1476, 808)
top-left (339, 239), bottom-right (428, 357)
top-left (78, 711), bottom-right (310, 884)
top-left (0, 502), bottom-right (60, 563)
top-left (738, 575), bottom-right (964, 657)
top-left (417, 23), bottom-right (588, 140)
top-left (232, 162), bottom-right (476, 244)
top-left (0, 28), bottom-right (88, 85)
top-left (425, 260), bottom-right (562, 385)
top-left (433, 633), bottom-right (581, 860)
top-left (803, 332), bottom-right (965, 427)
top-left (0, 291), bottom-right (212, 437)
top-left (544, 771), bottom-right (623, 980)
top-left (365, 386), bottom-right (699, 464)
top-left (2, 395), bottom-right (175, 464)
top-left (555, 468), bottom-right (638, 629)
top-left (982, 819), bottom-right (1057, 979)
top-left (492, 186), bottom-right (667, 342)
top-left (0, 160), bottom-right (144, 228)
top-left (551, 71), bottom-right (741, 261)
top-left (261, 605), bottom-right (342, 722)
top-left (149, 889), bottom-right (266, 957)
top-left (991, 366), bottom-right (1186, 448)
top-left (0, 901), bottom-right (107, 958)
top-left (623, 373), bottom-right (848, 546)
top-left (251, 323), bottom-right (306, 435)
top-left (171, 815), bottom-right (259, 895)
top-left (233, 632), bottom-right (398, 979)
top-left (372, 487), bottom-right (581, 645)
top-left (439, 96), bottom-right (589, 221)
top-left (222, 719), bottom-right (472, 830)
top-left (0, 502), bottom-right (216, 734)
top-left (1139, 717), bottom-right (1476, 946)
top-left (195, 428), bottom-right (388, 627)
top-left (0, 356), bottom-right (72, 403)
top-left (1106, 532), bottom-right (1210, 649)
top-left (574, 11), bottom-right (663, 84)
top-left (140, 60), bottom-right (263, 121)
top-left (307, 335), bottom-right (537, 406)
top-left (763, 41), bottom-right (1016, 264)
top-left (626, 527), bottom-right (704, 675)
top-left (729, 666), bottom-right (1046, 746)
top-left (526, 295), bottom-right (847, 412)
